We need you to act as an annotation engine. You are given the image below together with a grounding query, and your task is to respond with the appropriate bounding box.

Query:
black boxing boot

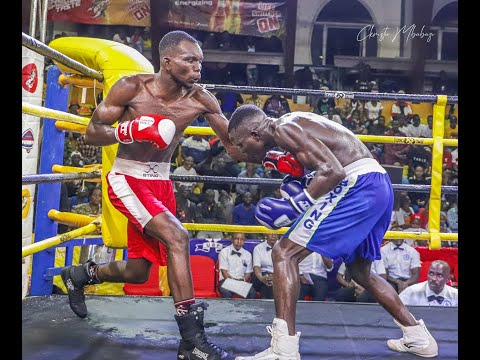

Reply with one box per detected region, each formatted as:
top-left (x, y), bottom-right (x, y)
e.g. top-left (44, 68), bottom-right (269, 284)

top-left (60, 260), bottom-right (102, 318)
top-left (176, 302), bottom-right (231, 360)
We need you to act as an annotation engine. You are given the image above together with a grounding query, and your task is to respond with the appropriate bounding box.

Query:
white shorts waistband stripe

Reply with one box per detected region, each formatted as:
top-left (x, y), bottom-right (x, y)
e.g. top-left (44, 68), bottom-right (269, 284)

top-left (343, 158), bottom-right (386, 177)
top-left (111, 158), bottom-right (170, 180)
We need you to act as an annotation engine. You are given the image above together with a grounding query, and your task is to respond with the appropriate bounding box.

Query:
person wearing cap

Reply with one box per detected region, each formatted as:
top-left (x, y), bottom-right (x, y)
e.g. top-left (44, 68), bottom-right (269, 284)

top-left (391, 90), bottom-right (413, 121)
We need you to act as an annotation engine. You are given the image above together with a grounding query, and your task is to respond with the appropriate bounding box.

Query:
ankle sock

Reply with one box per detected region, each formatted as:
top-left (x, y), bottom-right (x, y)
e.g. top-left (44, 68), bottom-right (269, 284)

top-left (174, 298), bottom-right (196, 316)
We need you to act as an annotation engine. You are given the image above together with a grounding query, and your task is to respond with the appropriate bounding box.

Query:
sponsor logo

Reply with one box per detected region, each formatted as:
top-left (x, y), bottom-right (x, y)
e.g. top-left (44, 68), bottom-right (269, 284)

top-left (192, 347), bottom-right (208, 360)
top-left (22, 63), bottom-right (38, 93)
top-left (137, 116), bottom-right (155, 131)
top-left (143, 164), bottom-right (161, 178)
top-left (194, 239), bottom-right (224, 253)
top-left (22, 128), bottom-right (35, 153)
top-left (403, 254), bottom-right (410, 260)
top-left (22, 188), bottom-right (31, 219)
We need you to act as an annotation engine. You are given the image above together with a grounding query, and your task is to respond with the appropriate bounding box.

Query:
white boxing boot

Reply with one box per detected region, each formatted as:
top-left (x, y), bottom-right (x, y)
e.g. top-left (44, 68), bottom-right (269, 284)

top-left (235, 318), bottom-right (301, 360)
top-left (387, 317), bottom-right (438, 357)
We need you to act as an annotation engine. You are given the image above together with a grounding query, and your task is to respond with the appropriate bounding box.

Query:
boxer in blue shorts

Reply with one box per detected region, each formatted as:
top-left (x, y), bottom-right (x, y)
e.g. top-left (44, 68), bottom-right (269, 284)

top-left (227, 105), bottom-right (438, 360)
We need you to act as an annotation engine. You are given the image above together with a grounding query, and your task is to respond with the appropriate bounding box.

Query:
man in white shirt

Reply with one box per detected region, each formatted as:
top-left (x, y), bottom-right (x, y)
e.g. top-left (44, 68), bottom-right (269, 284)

top-left (399, 260), bottom-right (458, 306)
top-left (298, 253), bottom-right (333, 301)
top-left (381, 239), bottom-right (421, 294)
top-left (335, 259), bottom-right (387, 303)
top-left (403, 115), bottom-right (427, 138)
top-left (419, 115), bottom-right (433, 138)
top-left (252, 233), bottom-right (279, 299)
top-left (218, 232), bottom-right (256, 299)
top-left (172, 156), bottom-right (200, 193)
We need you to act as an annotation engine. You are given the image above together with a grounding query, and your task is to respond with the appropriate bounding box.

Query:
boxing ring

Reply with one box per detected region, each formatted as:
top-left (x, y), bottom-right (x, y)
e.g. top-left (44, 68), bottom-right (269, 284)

top-left (22, 33), bottom-right (458, 359)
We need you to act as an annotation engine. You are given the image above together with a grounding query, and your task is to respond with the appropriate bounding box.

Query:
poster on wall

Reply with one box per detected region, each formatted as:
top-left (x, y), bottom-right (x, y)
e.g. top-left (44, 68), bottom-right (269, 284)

top-left (166, 0), bottom-right (286, 38)
top-left (22, 48), bottom-right (44, 299)
top-left (47, 0), bottom-right (150, 26)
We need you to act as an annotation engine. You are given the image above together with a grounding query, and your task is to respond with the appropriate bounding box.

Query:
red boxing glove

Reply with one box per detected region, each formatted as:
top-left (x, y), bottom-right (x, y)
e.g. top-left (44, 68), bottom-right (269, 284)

top-left (115, 114), bottom-right (176, 150)
top-left (262, 150), bottom-right (304, 177)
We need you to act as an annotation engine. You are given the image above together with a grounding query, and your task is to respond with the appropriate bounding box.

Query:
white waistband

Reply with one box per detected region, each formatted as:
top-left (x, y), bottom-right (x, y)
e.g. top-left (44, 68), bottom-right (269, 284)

top-left (111, 158), bottom-right (170, 180)
top-left (343, 158), bottom-right (386, 177)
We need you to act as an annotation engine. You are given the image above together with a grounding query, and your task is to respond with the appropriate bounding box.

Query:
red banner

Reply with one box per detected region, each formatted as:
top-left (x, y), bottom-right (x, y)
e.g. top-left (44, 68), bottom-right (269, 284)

top-left (47, 0), bottom-right (150, 26)
top-left (166, 0), bottom-right (286, 38)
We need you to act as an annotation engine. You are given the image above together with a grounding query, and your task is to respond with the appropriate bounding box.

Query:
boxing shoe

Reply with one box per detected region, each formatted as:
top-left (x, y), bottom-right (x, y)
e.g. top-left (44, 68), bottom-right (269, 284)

top-left (60, 260), bottom-right (101, 318)
top-left (387, 317), bottom-right (438, 357)
top-left (235, 318), bottom-right (301, 360)
top-left (176, 302), bottom-right (231, 360)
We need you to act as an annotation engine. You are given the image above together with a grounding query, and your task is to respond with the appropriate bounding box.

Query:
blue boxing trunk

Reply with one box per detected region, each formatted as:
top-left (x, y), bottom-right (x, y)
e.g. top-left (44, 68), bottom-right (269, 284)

top-left (284, 158), bottom-right (394, 264)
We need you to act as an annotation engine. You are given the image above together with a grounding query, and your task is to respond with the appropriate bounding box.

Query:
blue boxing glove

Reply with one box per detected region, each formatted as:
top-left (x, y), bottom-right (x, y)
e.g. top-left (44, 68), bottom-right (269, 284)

top-left (256, 190), bottom-right (317, 230)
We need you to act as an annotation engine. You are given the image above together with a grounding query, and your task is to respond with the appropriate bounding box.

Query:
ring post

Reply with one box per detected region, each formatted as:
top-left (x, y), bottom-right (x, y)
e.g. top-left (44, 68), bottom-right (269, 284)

top-left (30, 65), bottom-right (69, 296)
top-left (428, 95), bottom-right (448, 250)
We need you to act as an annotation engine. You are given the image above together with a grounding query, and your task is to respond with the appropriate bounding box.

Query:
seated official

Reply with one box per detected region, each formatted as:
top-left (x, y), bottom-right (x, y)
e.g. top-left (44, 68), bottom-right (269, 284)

top-left (399, 260), bottom-right (458, 307)
top-left (298, 252), bottom-right (333, 301)
top-left (218, 232), bottom-right (257, 299)
top-left (252, 233), bottom-right (279, 299)
top-left (381, 232), bottom-right (421, 294)
top-left (335, 259), bottom-right (387, 303)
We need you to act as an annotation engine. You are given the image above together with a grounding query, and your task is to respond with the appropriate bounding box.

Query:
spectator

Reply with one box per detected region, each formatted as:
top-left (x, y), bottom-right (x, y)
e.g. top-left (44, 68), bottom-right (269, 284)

top-left (420, 115), bottom-right (433, 138)
top-left (252, 233), bottom-right (279, 299)
top-left (326, 107), bottom-right (342, 125)
top-left (194, 189), bottom-right (226, 239)
top-left (216, 86), bottom-right (244, 118)
top-left (446, 197), bottom-right (458, 232)
top-left (383, 118), bottom-right (410, 165)
top-left (444, 115), bottom-right (458, 139)
top-left (263, 94), bottom-right (291, 118)
top-left (243, 93), bottom-right (265, 109)
top-left (181, 135), bottom-right (211, 165)
top-left (70, 184), bottom-right (90, 208)
top-left (172, 156), bottom-right (201, 193)
top-left (71, 186), bottom-right (102, 262)
top-left (298, 253), bottom-right (333, 301)
top-left (130, 28), bottom-right (144, 54)
top-left (191, 115), bottom-right (209, 127)
top-left (335, 259), bottom-right (387, 303)
top-left (399, 260), bottom-right (458, 306)
top-left (391, 194), bottom-right (415, 229)
top-left (407, 165), bottom-right (431, 212)
top-left (174, 185), bottom-right (196, 236)
top-left (232, 192), bottom-right (259, 234)
top-left (76, 134), bottom-right (100, 165)
top-left (367, 115), bottom-right (389, 135)
top-left (218, 232), bottom-right (257, 299)
top-left (381, 232), bottom-right (421, 294)
top-left (364, 99), bottom-right (383, 122)
top-left (315, 88), bottom-right (336, 115)
top-left (406, 146), bottom-right (432, 177)
top-left (391, 90), bottom-right (413, 120)
top-left (235, 163), bottom-right (262, 204)
top-left (218, 190), bottom-right (235, 224)
top-left (403, 215), bottom-right (428, 246)
top-left (403, 114), bottom-right (427, 138)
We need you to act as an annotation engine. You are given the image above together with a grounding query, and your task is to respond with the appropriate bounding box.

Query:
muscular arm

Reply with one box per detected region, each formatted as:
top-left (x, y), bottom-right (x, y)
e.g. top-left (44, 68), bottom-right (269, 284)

top-left (85, 76), bottom-right (139, 146)
top-left (274, 121), bottom-right (346, 199)
top-left (200, 89), bottom-right (247, 161)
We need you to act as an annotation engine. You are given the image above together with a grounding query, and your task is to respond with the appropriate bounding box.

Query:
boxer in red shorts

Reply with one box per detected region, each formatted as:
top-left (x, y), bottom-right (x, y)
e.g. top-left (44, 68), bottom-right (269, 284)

top-left (60, 30), bottom-right (242, 360)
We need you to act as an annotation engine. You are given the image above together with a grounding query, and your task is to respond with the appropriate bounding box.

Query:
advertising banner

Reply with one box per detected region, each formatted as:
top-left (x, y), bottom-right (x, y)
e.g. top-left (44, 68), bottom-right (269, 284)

top-left (47, 0), bottom-right (150, 26)
top-left (166, 0), bottom-right (286, 38)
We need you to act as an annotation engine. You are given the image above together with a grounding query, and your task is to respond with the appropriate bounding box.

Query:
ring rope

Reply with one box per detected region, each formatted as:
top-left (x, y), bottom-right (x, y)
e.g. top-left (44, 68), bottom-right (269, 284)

top-left (181, 223), bottom-right (458, 241)
top-left (22, 102), bottom-right (90, 126)
top-left (20, 171), bottom-right (459, 194)
top-left (201, 84), bottom-right (458, 104)
top-left (21, 103), bottom-right (459, 147)
top-left (22, 221), bottom-right (101, 258)
top-left (22, 32), bottom-right (104, 82)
